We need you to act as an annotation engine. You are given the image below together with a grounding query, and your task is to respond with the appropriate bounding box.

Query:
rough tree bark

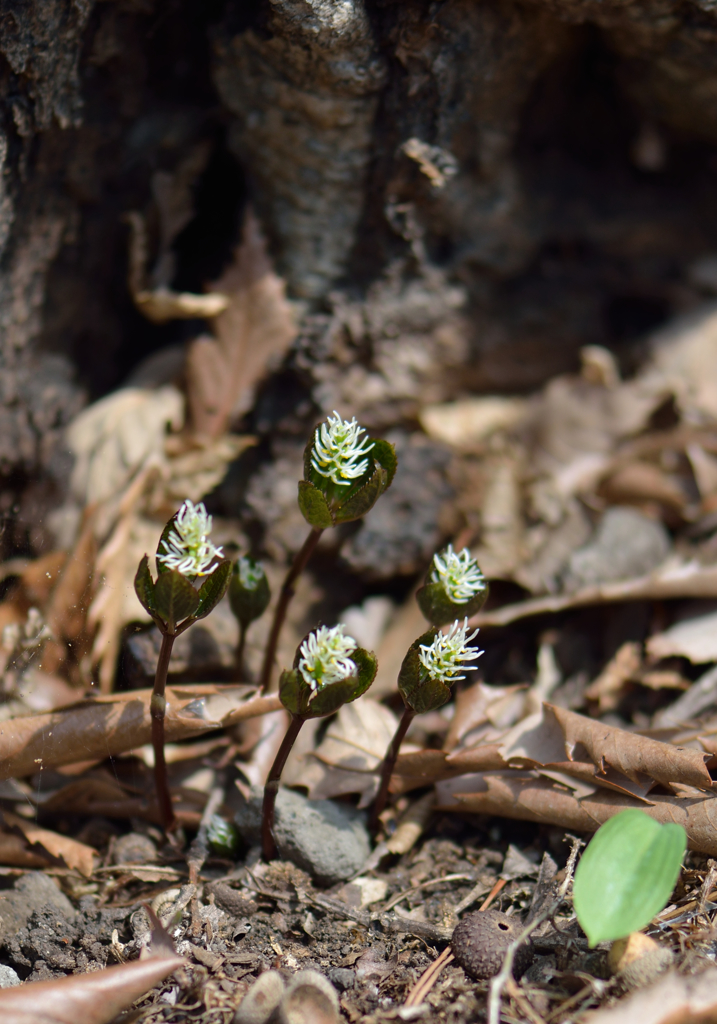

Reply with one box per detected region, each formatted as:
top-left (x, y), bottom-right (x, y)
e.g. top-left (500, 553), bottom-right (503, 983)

top-left (2, 0), bottom-right (717, 556)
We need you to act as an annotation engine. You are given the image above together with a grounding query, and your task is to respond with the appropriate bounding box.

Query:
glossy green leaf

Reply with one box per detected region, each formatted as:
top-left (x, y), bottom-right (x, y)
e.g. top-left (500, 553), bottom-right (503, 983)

top-left (155, 517), bottom-right (178, 575)
top-left (134, 555), bottom-right (156, 616)
top-left (416, 581), bottom-right (490, 627)
top-left (153, 569), bottom-right (200, 632)
top-left (371, 438), bottom-right (397, 489)
top-left (334, 468), bottom-right (383, 523)
top-left (397, 628), bottom-right (453, 714)
top-left (194, 559), bottom-right (231, 620)
top-left (279, 669), bottom-right (310, 716)
top-left (573, 809), bottom-right (686, 947)
top-left (298, 481), bottom-right (334, 529)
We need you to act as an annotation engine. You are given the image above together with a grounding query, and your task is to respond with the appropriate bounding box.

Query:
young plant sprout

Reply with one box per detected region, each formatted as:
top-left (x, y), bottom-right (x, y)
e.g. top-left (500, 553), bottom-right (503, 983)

top-left (417, 544), bottom-right (488, 626)
top-left (258, 411), bottom-right (396, 693)
top-left (229, 556), bottom-right (270, 679)
top-left (371, 618), bottom-right (483, 829)
top-left (135, 500), bottom-right (231, 830)
top-left (262, 623), bottom-right (377, 860)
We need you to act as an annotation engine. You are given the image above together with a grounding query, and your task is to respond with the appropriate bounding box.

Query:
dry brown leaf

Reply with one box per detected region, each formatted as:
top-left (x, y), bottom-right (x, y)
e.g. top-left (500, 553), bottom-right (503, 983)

top-left (470, 453), bottom-right (524, 579)
top-left (372, 598), bottom-right (425, 698)
top-left (419, 397), bottom-right (527, 447)
top-left (2, 810), bottom-right (96, 877)
top-left (444, 681), bottom-right (527, 752)
top-left (598, 461), bottom-right (687, 513)
top-left (585, 967), bottom-right (717, 1024)
top-left (235, 707), bottom-right (290, 799)
top-left (301, 698), bottom-right (399, 807)
top-left (499, 703), bottom-right (712, 793)
top-left (186, 209), bottom-right (296, 438)
top-left (390, 745), bottom-right (508, 796)
top-left (0, 685), bottom-right (280, 782)
top-left (0, 828), bottom-right (52, 868)
top-left (584, 642), bottom-right (642, 712)
top-left (0, 953), bottom-right (184, 1024)
top-left (472, 558), bottom-right (717, 628)
top-left (436, 771), bottom-right (717, 855)
top-left (647, 610), bottom-right (717, 664)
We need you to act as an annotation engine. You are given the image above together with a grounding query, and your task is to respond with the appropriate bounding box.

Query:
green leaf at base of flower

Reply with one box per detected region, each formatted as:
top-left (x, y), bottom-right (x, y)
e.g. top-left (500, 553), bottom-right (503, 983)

top-left (573, 808), bottom-right (686, 947)
top-left (195, 559), bottom-right (232, 620)
top-left (134, 555), bottom-right (157, 616)
top-left (279, 645), bottom-right (377, 720)
top-left (298, 481), bottom-right (334, 529)
top-left (154, 569), bottom-right (200, 633)
top-left (416, 581), bottom-right (489, 627)
top-left (398, 628), bottom-right (452, 714)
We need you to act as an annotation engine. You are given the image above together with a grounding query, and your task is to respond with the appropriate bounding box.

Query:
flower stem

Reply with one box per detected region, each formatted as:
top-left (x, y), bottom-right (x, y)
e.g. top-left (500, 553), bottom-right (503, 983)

top-left (235, 622), bottom-right (248, 682)
top-left (371, 704), bottom-right (416, 832)
top-left (262, 714), bottom-right (305, 860)
top-left (259, 527), bottom-right (323, 694)
top-left (151, 631), bottom-right (176, 832)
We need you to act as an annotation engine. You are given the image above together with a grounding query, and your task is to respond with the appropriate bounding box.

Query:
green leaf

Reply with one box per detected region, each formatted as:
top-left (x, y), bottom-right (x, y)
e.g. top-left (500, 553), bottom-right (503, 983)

top-left (155, 516), bottom-right (178, 575)
top-left (298, 481), bottom-right (334, 529)
top-left (305, 646), bottom-right (379, 718)
top-left (153, 569), bottom-right (200, 632)
top-left (334, 467), bottom-right (383, 523)
top-left (416, 582), bottom-right (490, 627)
top-left (397, 628), bottom-right (452, 714)
top-left (303, 431), bottom-right (318, 482)
top-left (351, 647), bottom-right (378, 700)
top-left (573, 809), bottom-right (686, 947)
top-left (229, 558), bottom-right (271, 627)
top-left (279, 670), bottom-right (310, 716)
top-left (134, 555), bottom-right (156, 616)
top-left (371, 438), bottom-right (397, 489)
top-left (195, 559), bottom-right (232, 620)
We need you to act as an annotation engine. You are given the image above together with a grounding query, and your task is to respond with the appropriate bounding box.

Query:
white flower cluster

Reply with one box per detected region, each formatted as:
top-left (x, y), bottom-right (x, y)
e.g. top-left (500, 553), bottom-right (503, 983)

top-left (430, 545), bottom-right (486, 604)
top-left (419, 619), bottom-right (482, 686)
top-left (157, 500), bottom-right (223, 577)
top-left (311, 411), bottom-right (374, 488)
top-left (298, 624), bottom-right (358, 692)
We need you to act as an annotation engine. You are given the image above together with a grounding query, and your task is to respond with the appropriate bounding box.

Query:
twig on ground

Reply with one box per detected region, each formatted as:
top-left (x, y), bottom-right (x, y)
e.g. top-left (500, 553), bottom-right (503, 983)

top-left (487, 836), bottom-right (583, 1024)
top-left (404, 946), bottom-right (454, 1007)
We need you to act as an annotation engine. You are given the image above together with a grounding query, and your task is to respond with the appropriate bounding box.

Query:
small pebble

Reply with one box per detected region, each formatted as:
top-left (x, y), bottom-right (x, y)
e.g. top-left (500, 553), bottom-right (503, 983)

top-left (112, 832), bottom-right (157, 865)
top-left (451, 909), bottom-right (533, 980)
top-left (0, 964), bottom-right (20, 987)
top-left (328, 967), bottom-right (355, 991)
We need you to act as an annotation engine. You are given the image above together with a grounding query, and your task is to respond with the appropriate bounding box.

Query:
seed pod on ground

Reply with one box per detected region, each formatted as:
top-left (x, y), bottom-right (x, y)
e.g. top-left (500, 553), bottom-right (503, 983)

top-left (451, 909), bottom-right (533, 981)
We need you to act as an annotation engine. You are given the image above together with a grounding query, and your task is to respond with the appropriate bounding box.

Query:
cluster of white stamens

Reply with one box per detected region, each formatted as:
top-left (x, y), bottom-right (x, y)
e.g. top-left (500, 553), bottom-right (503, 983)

top-left (157, 500), bottom-right (223, 577)
top-left (311, 411), bottom-right (374, 487)
top-left (298, 624), bottom-right (358, 692)
top-left (430, 545), bottom-right (486, 604)
top-left (419, 618), bottom-right (482, 686)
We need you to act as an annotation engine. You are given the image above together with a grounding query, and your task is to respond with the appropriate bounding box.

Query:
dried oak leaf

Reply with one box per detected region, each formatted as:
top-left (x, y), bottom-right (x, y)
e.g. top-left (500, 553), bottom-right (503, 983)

top-left (0, 685), bottom-right (280, 782)
top-left (186, 209), bottom-right (296, 438)
top-left (0, 953), bottom-right (184, 1024)
top-left (436, 771), bottom-right (717, 855)
top-left (2, 811), bottom-right (97, 877)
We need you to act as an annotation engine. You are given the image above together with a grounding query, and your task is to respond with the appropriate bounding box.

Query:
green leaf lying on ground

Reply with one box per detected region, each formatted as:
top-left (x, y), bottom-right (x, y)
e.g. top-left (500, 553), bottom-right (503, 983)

top-left (573, 808), bottom-right (686, 946)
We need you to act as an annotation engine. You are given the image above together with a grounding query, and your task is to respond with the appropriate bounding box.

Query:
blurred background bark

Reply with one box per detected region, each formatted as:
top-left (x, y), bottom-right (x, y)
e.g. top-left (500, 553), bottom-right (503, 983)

top-left (3, 0), bottom-right (717, 555)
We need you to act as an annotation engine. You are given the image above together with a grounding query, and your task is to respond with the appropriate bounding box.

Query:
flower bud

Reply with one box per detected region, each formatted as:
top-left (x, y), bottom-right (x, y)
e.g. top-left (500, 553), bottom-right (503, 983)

top-left (399, 619), bottom-right (483, 714)
top-left (417, 545), bottom-right (488, 626)
top-left (229, 557), bottom-right (271, 629)
top-left (279, 623), bottom-right (377, 719)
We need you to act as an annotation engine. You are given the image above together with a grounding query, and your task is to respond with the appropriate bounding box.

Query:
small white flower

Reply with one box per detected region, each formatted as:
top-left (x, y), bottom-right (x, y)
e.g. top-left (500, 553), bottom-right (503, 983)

top-left (418, 618), bottom-right (482, 686)
top-left (430, 545), bottom-right (486, 604)
top-left (311, 410), bottom-right (374, 488)
top-left (298, 623), bottom-right (358, 692)
top-left (237, 556), bottom-right (264, 589)
top-left (157, 500), bottom-right (223, 577)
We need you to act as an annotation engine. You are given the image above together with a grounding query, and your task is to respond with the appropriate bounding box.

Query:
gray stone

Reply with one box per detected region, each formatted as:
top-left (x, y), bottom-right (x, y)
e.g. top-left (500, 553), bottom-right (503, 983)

top-left (235, 787), bottom-right (370, 886)
top-left (565, 507), bottom-right (671, 590)
top-left (0, 964), bottom-right (20, 987)
top-left (328, 967), bottom-right (355, 991)
top-left (0, 872), bottom-right (75, 944)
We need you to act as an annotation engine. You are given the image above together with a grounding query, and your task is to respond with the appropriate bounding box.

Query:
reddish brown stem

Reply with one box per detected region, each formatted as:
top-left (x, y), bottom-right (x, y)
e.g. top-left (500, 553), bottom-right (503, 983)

top-left (151, 631), bottom-right (176, 832)
top-left (371, 704), bottom-right (416, 832)
top-left (262, 714), bottom-right (305, 861)
top-left (259, 527), bottom-right (323, 693)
